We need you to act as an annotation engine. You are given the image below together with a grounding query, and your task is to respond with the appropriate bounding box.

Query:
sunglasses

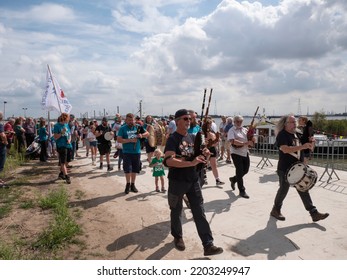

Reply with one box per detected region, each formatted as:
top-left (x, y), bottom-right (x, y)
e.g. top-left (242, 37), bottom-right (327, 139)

top-left (181, 117), bottom-right (191, 121)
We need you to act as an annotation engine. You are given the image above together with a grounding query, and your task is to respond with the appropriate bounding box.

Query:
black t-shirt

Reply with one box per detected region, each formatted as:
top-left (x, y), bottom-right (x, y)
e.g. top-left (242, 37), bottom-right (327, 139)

top-left (96, 124), bottom-right (112, 145)
top-left (164, 131), bottom-right (198, 182)
top-left (277, 129), bottom-right (302, 172)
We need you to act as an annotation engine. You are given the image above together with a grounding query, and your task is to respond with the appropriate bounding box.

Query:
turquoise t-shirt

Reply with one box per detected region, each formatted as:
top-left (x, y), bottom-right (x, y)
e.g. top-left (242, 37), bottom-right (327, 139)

top-left (188, 125), bottom-right (201, 135)
top-left (38, 127), bottom-right (48, 141)
top-left (53, 122), bottom-right (71, 148)
top-left (118, 124), bottom-right (145, 154)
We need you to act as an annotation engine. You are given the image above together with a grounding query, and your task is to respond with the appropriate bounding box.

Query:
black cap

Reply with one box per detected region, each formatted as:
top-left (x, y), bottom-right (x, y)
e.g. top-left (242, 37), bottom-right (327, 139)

top-left (102, 117), bottom-right (107, 122)
top-left (174, 109), bottom-right (189, 119)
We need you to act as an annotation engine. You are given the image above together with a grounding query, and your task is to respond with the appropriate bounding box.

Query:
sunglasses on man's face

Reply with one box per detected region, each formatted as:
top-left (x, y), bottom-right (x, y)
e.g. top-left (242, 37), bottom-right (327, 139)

top-left (181, 117), bottom-right (191, 121)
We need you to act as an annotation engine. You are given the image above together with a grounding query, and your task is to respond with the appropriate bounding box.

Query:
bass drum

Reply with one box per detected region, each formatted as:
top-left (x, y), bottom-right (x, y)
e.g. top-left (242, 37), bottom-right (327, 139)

top-left (285, 162), bottom-right (317, 192)
top-left (154, 122), bottom-right (166, 147)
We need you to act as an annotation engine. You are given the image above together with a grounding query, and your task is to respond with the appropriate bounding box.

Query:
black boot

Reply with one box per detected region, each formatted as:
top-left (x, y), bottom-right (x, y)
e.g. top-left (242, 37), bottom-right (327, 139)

top-left (124, 183), bottom-right (130, 194)
top-left (130, 183), bottom-right (138, 193)
top-left (270, 207), bottom-right (285, 221)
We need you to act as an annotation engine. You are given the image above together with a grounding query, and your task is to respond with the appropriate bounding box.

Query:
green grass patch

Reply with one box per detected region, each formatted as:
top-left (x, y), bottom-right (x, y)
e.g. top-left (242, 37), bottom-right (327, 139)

top-left (33, 187), bottom-right (81, 250)
top-left (0, 240), bottom-right (20, 260)
top-left (19, 199), bottom-right (35, 209)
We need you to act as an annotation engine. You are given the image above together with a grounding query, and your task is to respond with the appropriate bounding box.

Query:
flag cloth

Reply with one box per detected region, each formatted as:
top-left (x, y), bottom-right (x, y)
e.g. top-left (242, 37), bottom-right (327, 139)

top-left (41, 67), bottom-right (72, 114)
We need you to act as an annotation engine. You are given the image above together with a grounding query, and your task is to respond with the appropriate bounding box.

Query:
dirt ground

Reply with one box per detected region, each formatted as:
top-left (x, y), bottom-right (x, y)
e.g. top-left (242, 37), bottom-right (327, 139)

top-left (1, 147), bottom-right (191, 260)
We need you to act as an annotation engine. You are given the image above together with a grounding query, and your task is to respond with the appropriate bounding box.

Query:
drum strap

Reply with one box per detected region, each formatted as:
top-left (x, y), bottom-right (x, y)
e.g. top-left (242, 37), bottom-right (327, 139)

top-left (289, 134), bottom-right (301, 160)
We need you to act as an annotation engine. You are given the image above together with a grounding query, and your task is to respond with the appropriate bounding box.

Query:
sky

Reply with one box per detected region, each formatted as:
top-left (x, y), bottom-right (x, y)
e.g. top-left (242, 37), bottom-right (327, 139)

top-left (0, 0), bottom-right (347, 119)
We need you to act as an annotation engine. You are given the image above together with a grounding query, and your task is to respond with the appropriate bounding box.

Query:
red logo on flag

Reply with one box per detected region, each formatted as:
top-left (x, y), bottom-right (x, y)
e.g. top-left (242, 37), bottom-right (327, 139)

top-left (60, 90), bottom-right (65, 98)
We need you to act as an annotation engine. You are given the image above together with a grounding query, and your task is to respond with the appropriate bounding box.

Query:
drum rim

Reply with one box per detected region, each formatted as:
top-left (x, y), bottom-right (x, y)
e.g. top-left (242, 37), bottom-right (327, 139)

top-left (285, 162), bottom-right (306, 185)
top-left (104, 131), bottom-right (113, 141)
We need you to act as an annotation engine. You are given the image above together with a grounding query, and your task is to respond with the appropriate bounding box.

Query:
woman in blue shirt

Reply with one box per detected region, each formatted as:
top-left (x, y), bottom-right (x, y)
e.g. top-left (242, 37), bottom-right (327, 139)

top-left (38, 119), bottom-right (48, 162)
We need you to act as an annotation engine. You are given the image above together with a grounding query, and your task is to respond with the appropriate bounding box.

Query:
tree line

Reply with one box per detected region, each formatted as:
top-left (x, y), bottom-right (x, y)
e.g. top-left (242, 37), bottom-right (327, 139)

top-left (311, 112), bottom-right (347, 139)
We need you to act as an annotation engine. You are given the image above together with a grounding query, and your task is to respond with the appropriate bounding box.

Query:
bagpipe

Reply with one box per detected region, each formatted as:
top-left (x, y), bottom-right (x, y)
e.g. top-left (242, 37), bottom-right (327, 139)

top-left (231, 106), bottom-right (259, 149)
top-left (196, 88), bottom-right (220, 151)
top-left (247, 106), bottom-right (259, 142)
top-left (194, 88), bottom-right (215, 185)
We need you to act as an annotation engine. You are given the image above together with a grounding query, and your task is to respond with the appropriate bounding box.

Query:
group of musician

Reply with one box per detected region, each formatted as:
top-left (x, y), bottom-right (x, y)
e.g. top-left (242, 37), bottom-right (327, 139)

top-left (0, 108), bottom-right (330, 255)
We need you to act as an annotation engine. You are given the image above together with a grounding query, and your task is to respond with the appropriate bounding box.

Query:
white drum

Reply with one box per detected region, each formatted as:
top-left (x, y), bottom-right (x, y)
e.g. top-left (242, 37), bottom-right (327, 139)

top-left (104, 131), bottom-right (113, 141)
top-left (285, 162), bottom-right (317, 192)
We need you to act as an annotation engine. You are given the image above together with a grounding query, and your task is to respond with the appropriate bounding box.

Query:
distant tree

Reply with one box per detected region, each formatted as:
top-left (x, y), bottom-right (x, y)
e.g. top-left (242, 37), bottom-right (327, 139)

top-left (311, 111), bottom-right (347, 138)
top-left (311, 111), bottom-right (327, 133)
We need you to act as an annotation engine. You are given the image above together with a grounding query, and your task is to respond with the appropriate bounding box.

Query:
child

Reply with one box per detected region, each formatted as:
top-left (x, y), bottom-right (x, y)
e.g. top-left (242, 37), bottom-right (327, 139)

top-left (87, 122), bottom-right (97, 166)
top-left (149, 149), bottom-right (166, 192)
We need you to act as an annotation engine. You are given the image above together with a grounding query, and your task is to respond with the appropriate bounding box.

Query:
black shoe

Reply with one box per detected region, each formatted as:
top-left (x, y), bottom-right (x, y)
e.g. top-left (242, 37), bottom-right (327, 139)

top-left (216, 179), bottom-right (225, 186)
top-left (130, 183), bottom-right (138, 193)
top-left (270, 208), bottom-right (286, 221)
top-left (204, 244), bottom-right (223, 256)
top-left (58, 172), bottom-right (65, 180)
top-left (174, 238), bottom-right (185, 251)
top-left (65, 175), bottom-right (71, 184)
top-left (240, 192), bottom-right (249, 199)
top-left (229, 177), bottom-right (236, 191)
top-left (99, 162), bottom-right (103, 169)
top-left (311, 211), bottom-right (329, 222)
top-left (124, 183), bottom-right (130, 194)
top-left (107, 165), bottom-right (113, 171)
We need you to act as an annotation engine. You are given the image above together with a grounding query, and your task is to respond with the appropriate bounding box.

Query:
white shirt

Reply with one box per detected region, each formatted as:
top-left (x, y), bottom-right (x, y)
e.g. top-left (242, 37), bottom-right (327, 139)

top-left (227, 126), bottom-right (249, 157)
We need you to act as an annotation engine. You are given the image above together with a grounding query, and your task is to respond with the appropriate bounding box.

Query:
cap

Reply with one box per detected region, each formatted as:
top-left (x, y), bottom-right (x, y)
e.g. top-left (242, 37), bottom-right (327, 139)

top-left (102, 117), bottom-right (108, 122)
top-left (174, 109), bottom-right (189, 119)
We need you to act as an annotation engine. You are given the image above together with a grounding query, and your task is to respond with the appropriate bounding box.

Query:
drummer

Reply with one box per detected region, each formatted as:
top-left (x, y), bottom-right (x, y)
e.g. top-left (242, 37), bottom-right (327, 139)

top-left (95, 117), bottom-right (114, 171)
top-left (270, 114), bottom-right (329, 222)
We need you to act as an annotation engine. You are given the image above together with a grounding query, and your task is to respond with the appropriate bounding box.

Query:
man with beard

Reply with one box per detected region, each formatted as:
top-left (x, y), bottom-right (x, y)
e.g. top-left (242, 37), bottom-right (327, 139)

top-left (164, 109), bottom-right (223, 256)
top-left (117, 113), bottom-right (149, 194)
top-left (270, 114), bottom-right (329, 222)
top-left (95, 117), bottom-right (114, 171)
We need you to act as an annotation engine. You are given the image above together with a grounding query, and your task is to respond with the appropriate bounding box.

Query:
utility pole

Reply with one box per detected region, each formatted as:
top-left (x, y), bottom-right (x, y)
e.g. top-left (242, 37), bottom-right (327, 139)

top-left (297, 98), bottom-right (302, 116)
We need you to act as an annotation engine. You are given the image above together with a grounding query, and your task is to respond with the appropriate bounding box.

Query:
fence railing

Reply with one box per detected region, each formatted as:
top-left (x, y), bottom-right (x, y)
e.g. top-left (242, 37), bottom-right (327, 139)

top-left (250, 135), bottom-right (347, 183)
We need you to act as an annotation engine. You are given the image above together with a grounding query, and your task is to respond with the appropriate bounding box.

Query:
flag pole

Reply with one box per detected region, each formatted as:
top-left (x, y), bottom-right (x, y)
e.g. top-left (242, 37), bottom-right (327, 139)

top-left (47, 64), bottom-right (62, 115)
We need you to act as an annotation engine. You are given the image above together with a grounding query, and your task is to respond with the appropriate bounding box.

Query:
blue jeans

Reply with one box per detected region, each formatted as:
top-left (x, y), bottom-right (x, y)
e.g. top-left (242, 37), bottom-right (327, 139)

top-left (168, 179), bottom-right (213, 247)
top-left (0, 145), bottom-right (6, 173)
top-left (274, 170), bottom-right (317, 213)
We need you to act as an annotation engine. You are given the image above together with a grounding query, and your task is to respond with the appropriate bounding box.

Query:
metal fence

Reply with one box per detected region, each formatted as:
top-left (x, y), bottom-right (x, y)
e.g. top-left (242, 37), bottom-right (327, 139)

top-left (250, 135), bottom-right (347, 182)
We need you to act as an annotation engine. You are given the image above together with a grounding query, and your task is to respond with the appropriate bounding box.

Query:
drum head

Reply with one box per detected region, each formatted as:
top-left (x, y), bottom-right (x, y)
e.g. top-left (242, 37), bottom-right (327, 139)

top-left (286, 162), bottom-right (306, 185)
top-left (104, 132), bottom-right (113, 141)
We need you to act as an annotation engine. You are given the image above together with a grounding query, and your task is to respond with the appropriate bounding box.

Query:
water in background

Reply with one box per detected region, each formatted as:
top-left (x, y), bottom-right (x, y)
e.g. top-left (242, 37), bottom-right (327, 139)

top-left (213, 115), bottom-right (347, 128)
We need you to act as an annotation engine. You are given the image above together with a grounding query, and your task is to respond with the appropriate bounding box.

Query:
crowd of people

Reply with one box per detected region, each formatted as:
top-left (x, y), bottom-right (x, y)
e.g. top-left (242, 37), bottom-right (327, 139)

top-left (0, 109), bottom-right (329, 256)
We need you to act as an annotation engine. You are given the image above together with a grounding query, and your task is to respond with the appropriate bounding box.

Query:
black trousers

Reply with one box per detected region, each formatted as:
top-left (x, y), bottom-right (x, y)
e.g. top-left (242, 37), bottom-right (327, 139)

top-left (231, 153), bottom-right (250, 192)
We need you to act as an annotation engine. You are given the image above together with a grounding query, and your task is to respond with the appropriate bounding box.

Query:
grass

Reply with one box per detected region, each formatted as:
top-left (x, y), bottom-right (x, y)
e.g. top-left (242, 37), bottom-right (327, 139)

top-left (33, 187), bottom-right (82, 250)
top-left (0, 150), bottom-right (83, 259)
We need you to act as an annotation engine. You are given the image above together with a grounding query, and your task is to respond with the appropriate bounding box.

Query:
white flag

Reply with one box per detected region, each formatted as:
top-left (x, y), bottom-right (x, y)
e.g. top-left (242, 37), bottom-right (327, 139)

top-left (41, 67), bottom-right (72, 114)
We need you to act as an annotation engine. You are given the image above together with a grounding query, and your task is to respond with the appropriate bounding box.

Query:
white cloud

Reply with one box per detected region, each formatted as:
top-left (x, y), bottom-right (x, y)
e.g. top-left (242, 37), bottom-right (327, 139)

top-left (132, 0), bottom-right (347, 115)
top-left (2, 3), bottom-right (77, 24)
top-left (1, 0), bottom-right (347, 118)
